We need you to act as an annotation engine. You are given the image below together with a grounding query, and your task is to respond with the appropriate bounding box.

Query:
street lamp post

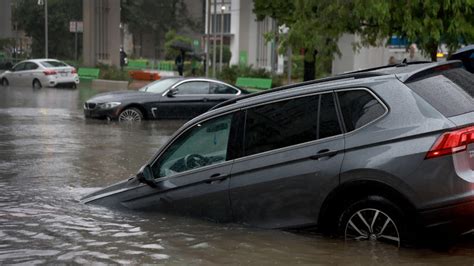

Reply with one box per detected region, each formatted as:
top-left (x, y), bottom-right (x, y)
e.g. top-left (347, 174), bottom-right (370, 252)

top-left (205, 0), bottom-right (211, 77)
top-left (212, 0), bottom-right (217, 77)
top-left (38, 0), bottom-right (48, 58)
top-left (219, 2), bottom-right (225, 72)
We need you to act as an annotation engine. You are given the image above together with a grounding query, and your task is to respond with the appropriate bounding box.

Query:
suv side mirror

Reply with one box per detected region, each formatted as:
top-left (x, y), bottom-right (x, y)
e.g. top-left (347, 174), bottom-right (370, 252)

top-left (137, 165), bottom-right (157, 188)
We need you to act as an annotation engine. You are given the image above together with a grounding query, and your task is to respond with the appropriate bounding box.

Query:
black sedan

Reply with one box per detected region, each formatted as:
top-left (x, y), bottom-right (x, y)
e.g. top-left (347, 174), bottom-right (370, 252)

top-left (83, 77), bottom-right (247, 121)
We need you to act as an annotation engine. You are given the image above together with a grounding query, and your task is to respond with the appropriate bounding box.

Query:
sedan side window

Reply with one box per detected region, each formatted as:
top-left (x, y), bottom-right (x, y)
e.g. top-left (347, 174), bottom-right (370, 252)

top-left (175, 81), bottom-right (210, 95)
top-left (153, 114), bottom-right (233, 178)
top-left (210, 83), bottom-right (238, 94)
top-left (13, 63), bottom-right (26, 72)
top-left (26, 62), bottom-right (39, 70)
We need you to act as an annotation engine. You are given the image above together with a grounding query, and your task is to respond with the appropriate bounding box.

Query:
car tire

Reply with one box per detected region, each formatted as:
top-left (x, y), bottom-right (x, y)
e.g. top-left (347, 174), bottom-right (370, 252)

top-left (118, 107), bottom-right (143, 122)
top-left (32, 79), bottom-right (42, 89)
top-left (71, 83), bottom-right (77, 89)
top-left (1, 78), bottom-right (8, 87)
top-left (338, 195), bottom-right (407, 247)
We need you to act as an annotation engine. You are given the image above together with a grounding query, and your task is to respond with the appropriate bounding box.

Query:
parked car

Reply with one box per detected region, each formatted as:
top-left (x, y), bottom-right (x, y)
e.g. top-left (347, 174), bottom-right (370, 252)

top-left (0, 59), bottom-right (79, 88)
top-left (448, 44), bottom-right (474, 73)
top-left (83, 77), bottom-right (247, 122)
top-left (82, 60), bottom-right (474, 247)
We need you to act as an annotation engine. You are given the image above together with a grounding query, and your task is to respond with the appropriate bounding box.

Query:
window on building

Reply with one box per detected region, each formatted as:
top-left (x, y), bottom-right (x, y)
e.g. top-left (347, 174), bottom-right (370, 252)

top-left (211, 13), bottom-right (231, 33)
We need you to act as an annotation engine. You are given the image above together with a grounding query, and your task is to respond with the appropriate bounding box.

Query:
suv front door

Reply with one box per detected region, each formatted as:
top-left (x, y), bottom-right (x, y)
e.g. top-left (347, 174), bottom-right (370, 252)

top-left (229, 92), bottom-right (345, 228)
top-left (133, 113), bottom-right (241, 221)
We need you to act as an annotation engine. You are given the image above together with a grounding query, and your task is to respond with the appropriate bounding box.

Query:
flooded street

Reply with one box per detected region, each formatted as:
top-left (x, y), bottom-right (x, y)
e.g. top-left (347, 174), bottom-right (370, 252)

top-left (2, 85), bottom-right (474, 264)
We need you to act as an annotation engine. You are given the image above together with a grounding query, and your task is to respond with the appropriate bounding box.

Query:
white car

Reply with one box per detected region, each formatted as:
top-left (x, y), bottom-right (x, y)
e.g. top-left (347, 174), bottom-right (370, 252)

top-left (0, 59), bottom-right (80, 88)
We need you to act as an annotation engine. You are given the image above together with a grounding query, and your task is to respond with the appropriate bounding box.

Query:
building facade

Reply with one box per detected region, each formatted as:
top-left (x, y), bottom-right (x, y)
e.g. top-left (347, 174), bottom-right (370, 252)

top-left (205, 0), bottom-right (283, 72)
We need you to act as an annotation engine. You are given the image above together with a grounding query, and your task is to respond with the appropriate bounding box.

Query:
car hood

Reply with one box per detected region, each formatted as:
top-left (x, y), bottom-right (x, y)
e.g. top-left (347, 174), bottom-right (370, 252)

top-left (87, 90), bottom-right (157, 103)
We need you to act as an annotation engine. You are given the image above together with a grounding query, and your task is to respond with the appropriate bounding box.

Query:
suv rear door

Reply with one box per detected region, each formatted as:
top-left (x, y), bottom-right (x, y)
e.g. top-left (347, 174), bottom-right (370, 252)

top-left (228, 92), bottom-right (344, 228)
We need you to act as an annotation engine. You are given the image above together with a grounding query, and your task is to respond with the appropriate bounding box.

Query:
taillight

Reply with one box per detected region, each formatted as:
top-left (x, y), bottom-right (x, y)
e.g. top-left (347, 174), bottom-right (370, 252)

top-left (71, 68), bottom-right (77, 74)
top-left (426, 126), bottom-right (474, 159)
top-left (43, 70), bottom-right (57, 76)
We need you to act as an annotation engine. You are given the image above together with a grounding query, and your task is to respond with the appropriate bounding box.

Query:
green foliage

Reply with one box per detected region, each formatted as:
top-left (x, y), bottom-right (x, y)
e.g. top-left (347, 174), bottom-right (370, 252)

top-left (349, 0), bottom-right (474, 60)
top-left (122, 0), bottom-right (199, 58)
top-left (254, 0), bottom-right (474, 63)
top-left (164, 30), bottom-right (193, 60)
top-left (13, 0), bottom-right (82, 59)
top-left (217, 65), bottom-right (282, 88)
top-left (209, 45), bottom-right (232, 64)
top-left (97, 64), bottom-right (131, 82)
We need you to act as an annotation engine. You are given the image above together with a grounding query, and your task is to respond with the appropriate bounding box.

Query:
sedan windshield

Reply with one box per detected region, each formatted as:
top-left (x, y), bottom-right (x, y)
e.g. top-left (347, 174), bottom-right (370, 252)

top-left (40, 60), bottom-right (67, 68)
top-left (140, 78), bottom-right (181, 94)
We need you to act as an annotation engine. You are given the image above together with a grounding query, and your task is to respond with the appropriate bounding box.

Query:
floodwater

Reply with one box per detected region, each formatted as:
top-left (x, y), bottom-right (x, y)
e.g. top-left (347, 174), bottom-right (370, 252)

top-left (1, 84), bottom-right (474, 264)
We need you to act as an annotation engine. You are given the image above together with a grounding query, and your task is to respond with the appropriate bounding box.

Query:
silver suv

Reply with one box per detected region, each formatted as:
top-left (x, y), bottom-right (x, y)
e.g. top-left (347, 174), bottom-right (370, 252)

top-left (82, 61), bottom-right (474, 247)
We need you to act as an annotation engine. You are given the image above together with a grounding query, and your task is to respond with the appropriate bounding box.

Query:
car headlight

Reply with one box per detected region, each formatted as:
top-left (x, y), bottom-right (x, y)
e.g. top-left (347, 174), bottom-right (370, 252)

top-left (98, 102), bottom-right (121, 109)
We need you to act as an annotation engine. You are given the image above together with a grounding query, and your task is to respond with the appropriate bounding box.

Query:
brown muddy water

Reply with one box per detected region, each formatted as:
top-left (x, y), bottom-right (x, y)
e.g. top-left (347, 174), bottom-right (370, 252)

top-left (1, 85), bottom-right (474, 264)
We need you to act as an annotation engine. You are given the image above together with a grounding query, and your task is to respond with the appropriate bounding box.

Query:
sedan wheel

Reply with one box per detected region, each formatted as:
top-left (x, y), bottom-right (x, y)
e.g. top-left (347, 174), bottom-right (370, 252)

top-left (1, 78), bottom-right (8, 86)
top-left (339, 196), bottom-right (404, 247)
top-left (118, 108), bottom-right (143, 122)
top-left (33, 79), bottom-right (42, 89)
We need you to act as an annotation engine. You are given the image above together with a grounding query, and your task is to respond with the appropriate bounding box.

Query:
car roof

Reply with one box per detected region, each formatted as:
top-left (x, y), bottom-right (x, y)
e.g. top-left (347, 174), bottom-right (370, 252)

top-left (211, 60), bottom-right (464, 111)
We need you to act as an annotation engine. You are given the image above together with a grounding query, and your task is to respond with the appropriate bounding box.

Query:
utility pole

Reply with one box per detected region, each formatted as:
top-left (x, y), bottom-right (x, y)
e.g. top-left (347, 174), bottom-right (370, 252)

top-left (44, 0), bottom-right (48, 58)
top-left (38, 0), bottom-right (48, 58)
top-left (212, 0), bottom-right (217, 77)
top-left (205, 0), bottom-right (211, 77)
top-left (219, 0), bottom-right (225, 72)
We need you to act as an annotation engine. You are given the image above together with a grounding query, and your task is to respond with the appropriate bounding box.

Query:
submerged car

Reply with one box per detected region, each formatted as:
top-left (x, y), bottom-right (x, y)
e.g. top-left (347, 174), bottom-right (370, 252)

top-left (448, 44), bottom-right (474, 73)
top-left (82, 60), bottom-right (474, 247)
top-left (0, 59), bottom-right (79, 88)
top-left (83, 77), bottom-right (246, 121)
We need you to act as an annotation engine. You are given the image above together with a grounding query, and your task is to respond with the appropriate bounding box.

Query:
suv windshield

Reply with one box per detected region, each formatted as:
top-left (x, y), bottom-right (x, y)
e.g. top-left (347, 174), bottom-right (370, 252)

top-left (141, 78), bottom-right (181, 94)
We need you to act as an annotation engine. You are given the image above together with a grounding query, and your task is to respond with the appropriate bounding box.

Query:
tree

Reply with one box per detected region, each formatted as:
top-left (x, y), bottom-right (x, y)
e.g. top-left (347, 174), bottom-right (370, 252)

top-left (348, 0), bottom-right (474, 61)
top-left (12, 0), bottom-right (82, 59)
top-left (254, 0), bottom-right (474, 80)
top-left (122, 0), bottom-right (198, 59)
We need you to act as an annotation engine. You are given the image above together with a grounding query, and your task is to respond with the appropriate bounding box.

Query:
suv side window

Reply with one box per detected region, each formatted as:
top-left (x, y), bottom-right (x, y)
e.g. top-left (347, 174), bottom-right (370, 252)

top-left (319, 93), bottom-right (342, 138)
top-left (153, 114), bottom-right (234, 178)
top-left (337, 89), bottom-right (386, 132)
top-left (243, 95), bottom-right (319, 156)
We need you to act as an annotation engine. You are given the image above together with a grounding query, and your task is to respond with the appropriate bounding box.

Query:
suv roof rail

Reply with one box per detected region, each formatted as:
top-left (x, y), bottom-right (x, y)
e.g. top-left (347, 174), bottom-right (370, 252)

top-left (211, 72), bottom-right (385, 111)
top-left (344, 61), bottom-right (433, 75)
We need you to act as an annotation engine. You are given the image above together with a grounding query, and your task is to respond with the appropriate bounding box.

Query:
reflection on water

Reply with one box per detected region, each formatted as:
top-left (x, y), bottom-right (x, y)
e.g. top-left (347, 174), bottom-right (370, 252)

top-left (1, 85), bottom-right (474, 264)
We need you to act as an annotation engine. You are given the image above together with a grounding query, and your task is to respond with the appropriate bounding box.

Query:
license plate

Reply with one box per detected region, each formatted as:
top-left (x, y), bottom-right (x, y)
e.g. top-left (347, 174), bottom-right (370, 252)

top-left (61, 72), bottom-right (68, 77)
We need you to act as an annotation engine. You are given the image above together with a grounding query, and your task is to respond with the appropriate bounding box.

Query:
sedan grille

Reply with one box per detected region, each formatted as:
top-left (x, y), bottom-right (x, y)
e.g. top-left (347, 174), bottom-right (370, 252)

top-left (84, 102), bottom-right (97, 109)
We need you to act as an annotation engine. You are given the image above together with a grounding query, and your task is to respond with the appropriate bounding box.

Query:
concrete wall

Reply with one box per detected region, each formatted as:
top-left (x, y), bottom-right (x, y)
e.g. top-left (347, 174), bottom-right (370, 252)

top-left (83, 0), bottom-right (121, 67)
top-left (0, 0), bottom-right (12, 39)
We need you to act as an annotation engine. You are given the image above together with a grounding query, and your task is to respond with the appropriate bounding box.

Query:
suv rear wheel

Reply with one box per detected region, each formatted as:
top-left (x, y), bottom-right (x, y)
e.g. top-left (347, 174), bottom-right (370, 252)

top-left (338, 195), bottom-right (406, 247)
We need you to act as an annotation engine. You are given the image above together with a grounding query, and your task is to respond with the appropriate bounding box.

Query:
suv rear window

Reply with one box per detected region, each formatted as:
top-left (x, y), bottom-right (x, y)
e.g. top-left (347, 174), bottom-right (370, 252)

top-left (337, 89), bottom-right (386, 131)
top-left (406, 68), bottom-right (474, 117)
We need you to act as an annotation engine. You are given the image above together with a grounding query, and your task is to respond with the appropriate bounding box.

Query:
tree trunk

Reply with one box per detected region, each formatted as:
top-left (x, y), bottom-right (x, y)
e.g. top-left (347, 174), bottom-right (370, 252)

top-left (303, 49), bottom-right (318, 81)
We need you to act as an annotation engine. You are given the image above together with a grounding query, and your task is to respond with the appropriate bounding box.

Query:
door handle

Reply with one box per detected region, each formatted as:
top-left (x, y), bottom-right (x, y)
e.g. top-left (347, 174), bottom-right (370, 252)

top-left (309, 149), bottom-right (338, 160)
top-left (205, 173), bottom-right (229, 184)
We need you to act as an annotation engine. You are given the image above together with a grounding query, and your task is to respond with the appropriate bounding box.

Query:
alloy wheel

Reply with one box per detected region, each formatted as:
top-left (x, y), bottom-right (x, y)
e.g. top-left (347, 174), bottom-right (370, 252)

top-left (118, 108), bottom-right (142, 122)
top-left (344, 208), bottom-right (400, 247)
